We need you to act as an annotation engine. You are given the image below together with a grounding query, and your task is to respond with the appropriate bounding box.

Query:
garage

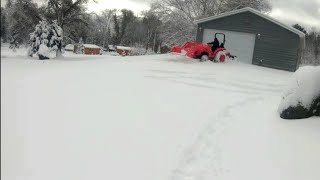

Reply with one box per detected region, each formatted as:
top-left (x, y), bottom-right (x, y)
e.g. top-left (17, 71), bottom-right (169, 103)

top-left (195, 7), bottom-right (305, 71)
top-left (202, 29), bottom-right (256, 64)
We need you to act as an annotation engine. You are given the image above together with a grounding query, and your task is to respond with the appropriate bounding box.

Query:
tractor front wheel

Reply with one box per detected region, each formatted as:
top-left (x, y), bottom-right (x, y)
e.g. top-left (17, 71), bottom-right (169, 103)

top-left (214, 51), bottom-right (226, 62)
top-left (200, 54), bottom-right (209, 62)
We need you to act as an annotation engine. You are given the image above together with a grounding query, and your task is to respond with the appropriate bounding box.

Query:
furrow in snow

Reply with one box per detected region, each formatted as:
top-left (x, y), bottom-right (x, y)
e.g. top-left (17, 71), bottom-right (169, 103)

top-left (171, 96), bottom-right (263, 180)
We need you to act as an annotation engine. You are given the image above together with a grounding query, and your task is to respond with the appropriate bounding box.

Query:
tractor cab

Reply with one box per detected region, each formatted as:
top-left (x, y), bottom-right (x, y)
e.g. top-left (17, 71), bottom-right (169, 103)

top-left (216, 33), bottom-right (226, 47)
top-left (207, 33), bottom-right (226, 52)
top-left (206, 33), bottom-right (228, 62)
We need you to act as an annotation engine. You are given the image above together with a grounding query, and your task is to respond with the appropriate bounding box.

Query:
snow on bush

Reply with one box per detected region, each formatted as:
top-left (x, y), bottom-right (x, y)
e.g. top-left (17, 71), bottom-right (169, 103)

top-left (129, 47), bottom-right (157, 56)
top-left (129, 47), bottom-right (147, 56)
top-left (65, 44), bottom-right (74, 51)
top-left (278, 66), bottom-right (320, 119)
top-left (38, 44), bottom-right (50, 58)
top-left (29, 19), bottom-right (63, 59)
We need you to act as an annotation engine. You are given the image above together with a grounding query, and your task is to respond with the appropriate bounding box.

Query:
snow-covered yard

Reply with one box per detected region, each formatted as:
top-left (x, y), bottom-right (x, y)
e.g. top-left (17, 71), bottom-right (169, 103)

top-left (1, 46), bottom-right (320, 180)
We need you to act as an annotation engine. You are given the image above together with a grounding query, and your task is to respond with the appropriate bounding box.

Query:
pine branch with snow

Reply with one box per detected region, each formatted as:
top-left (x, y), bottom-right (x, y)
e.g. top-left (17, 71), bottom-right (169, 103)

top-left (49, 20), bottom-right (64, 58)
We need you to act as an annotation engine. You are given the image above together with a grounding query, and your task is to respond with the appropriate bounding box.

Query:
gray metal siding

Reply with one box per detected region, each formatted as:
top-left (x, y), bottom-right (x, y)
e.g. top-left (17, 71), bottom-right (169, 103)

top-left (196, 11), bottom-right (301, 71)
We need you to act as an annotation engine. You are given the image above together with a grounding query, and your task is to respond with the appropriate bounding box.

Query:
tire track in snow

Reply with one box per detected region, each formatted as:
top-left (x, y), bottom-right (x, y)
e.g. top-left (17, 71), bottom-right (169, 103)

top-left (146, 70), bottom-right (284, 96)
top-left (170, 96), bottom-right (263, 180)
top-left (170, 74), bottom-right (283, 94)
top-left (145, 75), bottom-right (281, 96)
top-left (148, 69), bottom-right (285, 88)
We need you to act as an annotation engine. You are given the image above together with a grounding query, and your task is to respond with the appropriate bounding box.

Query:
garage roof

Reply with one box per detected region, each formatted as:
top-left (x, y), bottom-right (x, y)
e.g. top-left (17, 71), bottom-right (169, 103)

top-left (195, 7), bottom-right (305, 37)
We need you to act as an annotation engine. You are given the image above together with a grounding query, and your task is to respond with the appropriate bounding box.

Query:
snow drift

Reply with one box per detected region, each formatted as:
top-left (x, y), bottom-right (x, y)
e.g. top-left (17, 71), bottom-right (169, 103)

top-left (278, 66), bottom-right (320, 119)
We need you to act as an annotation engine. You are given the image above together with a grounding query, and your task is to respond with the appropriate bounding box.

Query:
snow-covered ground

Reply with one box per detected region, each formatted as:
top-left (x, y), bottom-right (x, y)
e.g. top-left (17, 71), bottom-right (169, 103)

top-left (1, 45), bottom-right (320, 180)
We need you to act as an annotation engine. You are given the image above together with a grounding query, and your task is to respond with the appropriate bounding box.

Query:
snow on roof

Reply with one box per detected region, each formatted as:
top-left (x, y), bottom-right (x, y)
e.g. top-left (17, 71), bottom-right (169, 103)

top-left (83, 44), bottom-right (101, 49)
top-left (195, 7), bottom-right (305, 37)
top-left (116, 46), bottom-right (132, 50)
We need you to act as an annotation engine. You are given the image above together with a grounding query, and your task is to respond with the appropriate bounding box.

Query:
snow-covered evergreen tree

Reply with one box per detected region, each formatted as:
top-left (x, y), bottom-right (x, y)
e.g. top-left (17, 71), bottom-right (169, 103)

top-left (29, 20), bottom-right (50, 59)
top-left (29, 19), bottom-right (63, 60)
top-left (49, 20), bottom-right (63, 58)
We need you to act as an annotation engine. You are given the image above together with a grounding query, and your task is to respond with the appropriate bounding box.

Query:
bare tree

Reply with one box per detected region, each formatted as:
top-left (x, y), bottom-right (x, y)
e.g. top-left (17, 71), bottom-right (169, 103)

top-left (152, 0), bottom-right (271, 46)
top-left (224, 0), bottom-right (271, 12)
top-left (293, 25), bottom-right (320, 65)
top-left (112, 12), bottom-right (121, 45)
top-left (142, 10), bottom-right (162, 50)
top-left (85, 10), bottom-right (116, 47)
top-left (121, 17), bottom-right (144, 47)
top-left (46, 0), bottom-right (90, 29)
top-left (100, 9), bottom-right (116, 47)
top-left (1, 7), bottom-right (8, 42)
top-left (303, 30), bottom-right (320, 65)
top-left (44, 0), bottom-right (92, 56)
top-left (5, 0), bottom-right (42, 44)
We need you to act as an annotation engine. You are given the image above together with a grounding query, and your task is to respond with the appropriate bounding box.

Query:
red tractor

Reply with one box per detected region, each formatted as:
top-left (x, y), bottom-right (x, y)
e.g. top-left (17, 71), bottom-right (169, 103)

top-left (171, 33), bottom-right (235, 62)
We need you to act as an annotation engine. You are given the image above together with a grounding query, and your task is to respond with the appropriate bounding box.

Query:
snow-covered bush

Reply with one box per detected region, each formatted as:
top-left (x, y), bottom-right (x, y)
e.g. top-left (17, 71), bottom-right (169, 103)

top-left (278, 66), bottom-right (320, 119)
top-left (38, 44), bottom-right (50, 60)
top-left (29, 20), bottom-right (49, 58)
top-left (29, 19), bottom-right (63, 60)
top-left (145, 48), bottom-right (157, 55)
top-left (65, 44), bottom-right (74, 51)
top-left (129, 47), bottom-right (147, 56)
top-left (128, 46), bottom-right (157, 56)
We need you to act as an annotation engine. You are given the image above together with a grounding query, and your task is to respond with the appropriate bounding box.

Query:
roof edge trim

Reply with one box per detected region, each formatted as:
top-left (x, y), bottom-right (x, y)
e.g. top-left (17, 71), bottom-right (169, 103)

top-left (194, 7), bottom-right (305, 37)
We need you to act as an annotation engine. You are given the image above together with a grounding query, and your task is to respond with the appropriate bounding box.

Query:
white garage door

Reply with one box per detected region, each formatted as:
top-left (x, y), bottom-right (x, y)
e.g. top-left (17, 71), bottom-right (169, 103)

top-left (202, 29), bottom-right (256, 63)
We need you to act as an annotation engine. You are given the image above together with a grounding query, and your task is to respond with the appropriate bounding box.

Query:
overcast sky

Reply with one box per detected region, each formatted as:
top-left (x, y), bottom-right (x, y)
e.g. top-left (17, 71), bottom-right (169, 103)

top-left (86, 0), bottom-right (320, 30)
top-left (269, 0), bottom-right (320, 30)
top-left (2, 0), bottom-right (319, 30)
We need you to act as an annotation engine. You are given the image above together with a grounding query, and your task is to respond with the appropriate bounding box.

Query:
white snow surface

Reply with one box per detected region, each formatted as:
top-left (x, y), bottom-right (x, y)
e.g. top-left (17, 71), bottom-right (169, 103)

top-left (278, 66), bottom-right (320, 112)
top-left (2, 45), bottom-right (320, 180)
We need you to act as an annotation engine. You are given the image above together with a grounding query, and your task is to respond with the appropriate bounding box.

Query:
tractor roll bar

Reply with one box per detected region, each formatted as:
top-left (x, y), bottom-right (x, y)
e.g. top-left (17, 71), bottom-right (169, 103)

top-left (214, 33), bottom-right (226, 44)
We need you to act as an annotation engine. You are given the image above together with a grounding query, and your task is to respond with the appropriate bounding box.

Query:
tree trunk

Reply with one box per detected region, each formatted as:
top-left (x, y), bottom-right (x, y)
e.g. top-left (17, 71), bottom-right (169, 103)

top-left (56, 43), bottom-right (63, 58)
top-left (157, 41), bottom-right (162, 53)
top-left (153, 32), bottom-right (157, 52)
